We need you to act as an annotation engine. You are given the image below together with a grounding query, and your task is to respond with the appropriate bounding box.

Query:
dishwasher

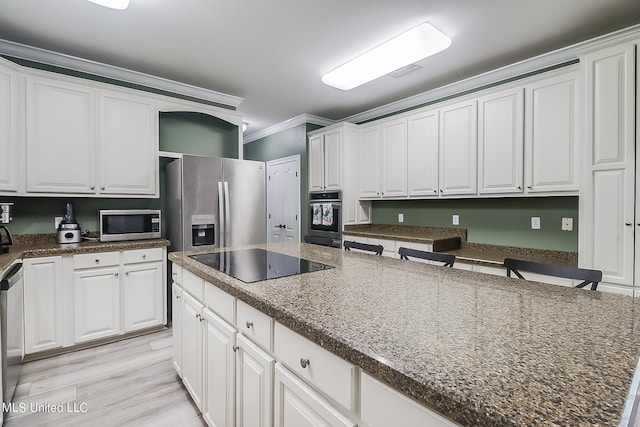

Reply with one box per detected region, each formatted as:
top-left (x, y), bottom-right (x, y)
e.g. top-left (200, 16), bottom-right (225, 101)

top-left (1, 261), bottom-right (23, 405)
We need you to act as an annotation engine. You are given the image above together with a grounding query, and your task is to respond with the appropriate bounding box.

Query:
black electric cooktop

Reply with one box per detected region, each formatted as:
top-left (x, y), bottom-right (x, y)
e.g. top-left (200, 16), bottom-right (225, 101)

top-left (189, 248), bottom-right (334, 283)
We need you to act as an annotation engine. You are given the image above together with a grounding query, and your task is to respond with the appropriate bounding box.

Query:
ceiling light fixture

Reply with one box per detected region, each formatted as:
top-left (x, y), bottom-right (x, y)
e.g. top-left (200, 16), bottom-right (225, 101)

top-left (322, 22), bottom-right (451, 91)
top-left (85, 0), bottom-right (130, 10)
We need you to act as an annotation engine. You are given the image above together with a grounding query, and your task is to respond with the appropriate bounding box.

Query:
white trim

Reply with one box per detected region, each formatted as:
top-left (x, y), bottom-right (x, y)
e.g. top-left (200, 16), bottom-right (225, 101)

top-left (244, 114), bottom-right (335, 144)
top-left (0, 38), bottom-right (244, 108)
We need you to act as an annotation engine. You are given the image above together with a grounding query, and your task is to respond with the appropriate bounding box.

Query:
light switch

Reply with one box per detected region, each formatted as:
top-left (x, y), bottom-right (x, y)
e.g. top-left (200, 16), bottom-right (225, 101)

top-left (452, 214), bottom-right (459, 226)
top-left (531, 217), bottom-right (541, 230)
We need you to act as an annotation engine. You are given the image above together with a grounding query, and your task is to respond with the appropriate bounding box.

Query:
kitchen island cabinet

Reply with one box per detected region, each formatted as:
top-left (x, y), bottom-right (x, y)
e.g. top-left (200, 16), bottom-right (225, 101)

top-left (170, 242), bottom-right (640, 426)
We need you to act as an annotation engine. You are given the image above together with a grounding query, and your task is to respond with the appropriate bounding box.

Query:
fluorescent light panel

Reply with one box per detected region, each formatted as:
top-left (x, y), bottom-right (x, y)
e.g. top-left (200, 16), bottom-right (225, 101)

top-left (322, 22), bottom-right (451, 90)
top-left (85, 0), bottom-right (130, 10)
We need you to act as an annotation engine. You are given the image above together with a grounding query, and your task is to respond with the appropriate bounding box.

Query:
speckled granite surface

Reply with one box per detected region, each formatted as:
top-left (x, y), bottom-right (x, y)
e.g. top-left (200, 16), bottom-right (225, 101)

top-left (170, 242), bottom-right (640, 426)
top-left (343, 224), bottom-right (577, 267)
top-left (0, 234), bottom-right (170, 274)
top-left (343, 224), bottom-right (465, 251)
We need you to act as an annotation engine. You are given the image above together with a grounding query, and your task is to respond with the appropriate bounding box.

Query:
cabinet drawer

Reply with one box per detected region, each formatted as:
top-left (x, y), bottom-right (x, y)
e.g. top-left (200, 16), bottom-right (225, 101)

top-left (204, 282), bottom-right (235, 325)
top-left (237, 300), bottom-right (273, 352)
top-left (182, 269), bottom-right (204, 302)
top-left (74, 251), bottom-right (120, 270)
top-left (123, 247), bottom-right (163, 264)
top-left (367, 238), bottom-right (397, 258)
top-left (274, 323), bottom-right (356, 412)
top-left (171, 263), bottom-right (183, 285)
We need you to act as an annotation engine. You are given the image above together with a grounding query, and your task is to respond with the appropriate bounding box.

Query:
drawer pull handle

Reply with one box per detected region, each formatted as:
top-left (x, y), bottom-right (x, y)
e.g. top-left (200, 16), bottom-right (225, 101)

top-left (142, 254), bottom-right (147, 259)
top-left (246, 321), bottom-right (253, 329)
top-left (233, 345), bottom-right (239, 352)
top-left (300, 358), bottom-right (310, 369)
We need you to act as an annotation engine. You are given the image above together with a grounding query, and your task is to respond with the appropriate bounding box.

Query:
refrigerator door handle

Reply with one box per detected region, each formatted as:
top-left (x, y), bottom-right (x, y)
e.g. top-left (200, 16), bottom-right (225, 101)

top-left (218, 181), bottom-right (225, 248)
top-left (223, 182), bottom-right (230, 247)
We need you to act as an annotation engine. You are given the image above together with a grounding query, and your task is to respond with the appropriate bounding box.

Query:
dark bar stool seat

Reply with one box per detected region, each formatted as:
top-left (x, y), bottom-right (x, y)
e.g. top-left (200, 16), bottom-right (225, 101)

top-left (398, 247), bottom-right (456, 267)
top-left (504, 258), bottom-right (602, 291)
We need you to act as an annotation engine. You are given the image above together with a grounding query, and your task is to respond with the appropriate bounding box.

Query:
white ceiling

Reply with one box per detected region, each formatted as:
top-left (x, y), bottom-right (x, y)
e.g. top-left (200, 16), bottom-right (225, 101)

top-left (0, 0), bottom-right (638, 139)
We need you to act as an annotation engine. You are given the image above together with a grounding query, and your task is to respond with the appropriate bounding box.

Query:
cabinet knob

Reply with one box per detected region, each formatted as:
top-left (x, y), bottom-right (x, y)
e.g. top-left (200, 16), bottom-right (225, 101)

top-left (195, 313), bottom-right (201, 320)
top-left (517, 186), bottom-right (522, 190)
top-left (527, 185), bottom-right (532, 189)
top-left (433, 190), bottom-right (437, 193)
top-left (95, 259), bottom-right (100, 263)
top-left (625, 222), bottom-right (632, 226)
top-left (233, 345), bottom-right (239, 352)
top-left (114, 272), bottom-right (119, 277)
top-left (125, 271), bottom-right (129, 276)
top-left (176, 295), bottom-right (180, 300)
top-left (300, 358), bottom-right (310, 369)
top-left (172, 273), bottom-right (177, 278)
top-left (100, 186), bottom-right (105, 191)
top-left (439, 189), bottom-right (443, 193)
top-left (90, 186), bottom-right (95, 190)
top-left (246, 321), bottom-right (253, 329)
top-left (142, 254), bottom-right (147, 259)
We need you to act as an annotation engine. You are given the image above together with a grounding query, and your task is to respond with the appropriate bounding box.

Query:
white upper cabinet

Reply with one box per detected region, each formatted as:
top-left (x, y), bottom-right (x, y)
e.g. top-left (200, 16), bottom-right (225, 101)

top-left (357, 119), bottom-right (407, 199)
top-left (524, 72), bottom-right (578, 193)
top-left (478, 89), bottom-right (524, 194)
top-left (26, 76), bottom-right (96, 194)
top-left (99, 91), bottom-right (158, 195)
top-left (439, 100), bottom-right (477, 196)
top-left (0, 60), bottom-right (20, 193)
top-left (407, 110), bottom-right (439, 197)
top-left (308, 128), bottom-right (342, 191)
top-left (380, 118), bottom-right (408, 197)
top-left (357, 125), bottom-right (381, 198)
top-left (24, 72), bottom-right (159, 198)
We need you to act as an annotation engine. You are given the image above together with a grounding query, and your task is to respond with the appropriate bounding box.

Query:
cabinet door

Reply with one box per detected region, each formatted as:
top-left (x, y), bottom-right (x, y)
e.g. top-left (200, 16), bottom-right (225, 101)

top-left (172, 282), bottom-right (183, 377)
top-left (0, 61), bottom-right (19, 193)
top-left (381, 118), bottom-right (407, 197)
top-left (122, 261), bottom-right (164, 332)
top-left (308, 134), bottom-right (325, 192)
top-left (478, 89), bottom-right (524, 194)
top-left (24, 257), bottom-right (65, 354)
top-left (181, 291), bottom-right (204, 410)
top-left (323, 129), bottom-right (342, 190)
top-left (439, 100), bottom-right (477, 195)
top-left (203, 308), bottom-right (237, 427)
top-left (357, 125), bottom-right (381, 198)
top-left (236, 333), bottom-right (274, 427)
top-left (407, 111), bottom-right (439, 197)
top-left (99, 91), bottom-right (157, 195)
top-left (525, 73), bottom-right (578, 192)
top-left (274, 363), bottom-right (356, 427)
top-left (73, 266), bottom-right (121, 343)
top-left (581, 44), bottom-right (635, 286)
top-left (26, 77), bottom-right (96, 194)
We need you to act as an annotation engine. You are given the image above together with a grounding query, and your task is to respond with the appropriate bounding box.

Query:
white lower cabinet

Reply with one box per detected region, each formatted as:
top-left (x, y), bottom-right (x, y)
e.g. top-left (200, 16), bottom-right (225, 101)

top-left (73, 264), bottom-right (121, 343)
top-left (181, 290), bottom-right (205, 410)
top-left (24, 256), bottom-right (65, 354)
top-left (172, 282), bottom-right (183, 377)
top-left (274, 363), bottom-right (356, 427)
top-left (23, 247), bottom-right (166, 355)
top-left (361, 372), bottom-right (458, 427)
top-left (236, 333), bottom-right (275, 427)
top-left (203, 308), bottom-right (237, 427)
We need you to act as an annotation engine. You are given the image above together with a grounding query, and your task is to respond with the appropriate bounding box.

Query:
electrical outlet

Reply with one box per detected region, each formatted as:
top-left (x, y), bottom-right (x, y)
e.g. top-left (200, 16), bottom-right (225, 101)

top-left (562, 217), bottom-right (573, 231)
top-left (398, 213), bottom-right (404, 223)
top-left (531, 217), bottom-right (541, 230)
top-left (54, 216), bottom-right (63, 230)
top-left (452, 214), bottom-right (459, 226)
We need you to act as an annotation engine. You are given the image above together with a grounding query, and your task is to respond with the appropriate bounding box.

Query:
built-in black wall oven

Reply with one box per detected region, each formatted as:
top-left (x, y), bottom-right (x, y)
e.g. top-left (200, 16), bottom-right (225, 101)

top-left (308, 191), bottom-right (341, 247)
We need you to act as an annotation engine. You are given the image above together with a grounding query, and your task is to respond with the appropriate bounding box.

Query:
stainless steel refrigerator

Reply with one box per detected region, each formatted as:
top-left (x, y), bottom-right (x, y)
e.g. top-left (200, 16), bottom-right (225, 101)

top-left (166, 155), bottom-right (267, 253)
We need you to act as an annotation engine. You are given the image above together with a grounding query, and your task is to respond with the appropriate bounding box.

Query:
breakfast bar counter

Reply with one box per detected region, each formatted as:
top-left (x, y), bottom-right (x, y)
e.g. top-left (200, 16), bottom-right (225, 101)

top-left (169, 242), bottom-right (640, 426)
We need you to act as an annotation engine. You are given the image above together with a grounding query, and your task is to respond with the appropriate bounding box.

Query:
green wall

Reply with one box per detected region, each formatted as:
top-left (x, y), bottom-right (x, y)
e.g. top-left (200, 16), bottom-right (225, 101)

top-left (244, 123), bottom-right (322, 240)
top-left (159, 112), bottom-right (238, 158)
top-left (372, 197), bottom-right (579, 252)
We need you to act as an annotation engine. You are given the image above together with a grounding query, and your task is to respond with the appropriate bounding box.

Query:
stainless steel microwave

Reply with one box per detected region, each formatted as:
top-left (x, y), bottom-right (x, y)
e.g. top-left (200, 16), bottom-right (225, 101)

top-left (99, 210), bottom-right (161, 242)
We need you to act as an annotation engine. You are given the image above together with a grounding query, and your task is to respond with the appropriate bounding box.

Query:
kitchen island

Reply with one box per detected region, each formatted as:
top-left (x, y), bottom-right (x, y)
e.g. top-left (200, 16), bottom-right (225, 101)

top-left (169, 242), bottom-right (640, 426)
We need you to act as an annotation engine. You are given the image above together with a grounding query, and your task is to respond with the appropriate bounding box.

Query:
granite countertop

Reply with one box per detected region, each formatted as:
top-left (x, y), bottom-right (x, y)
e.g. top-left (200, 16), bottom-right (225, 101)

top-left (0, 234), bottom-right (170, 274)
top-left (169, 242), bottom-right (640, 426)
top-left (343, 224), bottom-right (465, 252)
top-left (343, 224), bottom-right (577, 267)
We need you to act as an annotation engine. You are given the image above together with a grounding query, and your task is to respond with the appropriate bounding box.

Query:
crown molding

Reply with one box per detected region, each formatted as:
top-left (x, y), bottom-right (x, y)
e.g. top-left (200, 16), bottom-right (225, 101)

top-left (342, 23), bottom-right (640, 124)
top-left (243, 114), bottom-right (335, 143)
top-left (0, 38), bottom-right (244, 108)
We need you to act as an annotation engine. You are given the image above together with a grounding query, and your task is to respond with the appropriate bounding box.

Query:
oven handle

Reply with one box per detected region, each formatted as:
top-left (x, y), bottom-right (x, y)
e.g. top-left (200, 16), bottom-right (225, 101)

top-left (309, 201), bottom-right (342, 205)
